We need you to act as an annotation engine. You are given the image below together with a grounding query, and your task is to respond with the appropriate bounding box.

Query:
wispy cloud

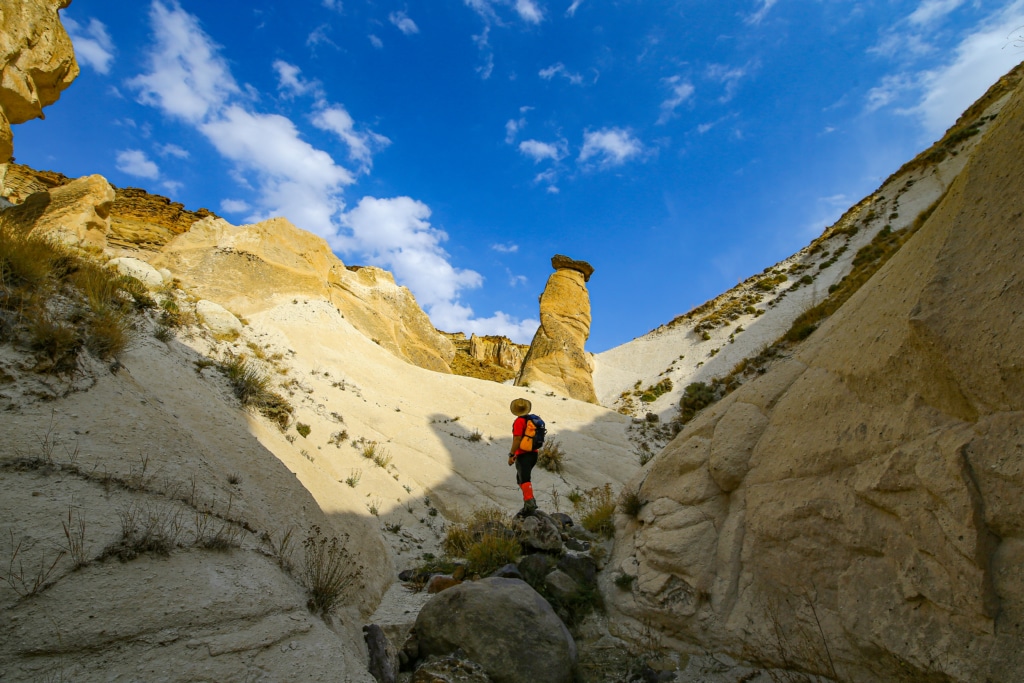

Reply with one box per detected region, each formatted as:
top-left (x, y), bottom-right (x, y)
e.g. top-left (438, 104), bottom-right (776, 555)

top-left (505, 117), bottom-right (526, 143)
top-left (389, 11), bottom-right (420, 35)
top-left (369, 34), bottom-right (384, 49)
top-left (566, 0), bottom-right (584, 17)
top-left (909, 1), bottom-right (1024, 137)
top-left (465, 0), bottom-right (544, 24)
top-left (579, 127), bottom-right (644, 168)
top-left (116, 149), bottom-right (160, 179)
top-left (908, 0), bottom-right (966, 26)
top-left (322, 0), bottom-right (342, 11)
top-left (657, 76), bottom-right (695, 124)
top-left (746, 0), bottom-right (778, 26)
top-left (157, 143), bottom-right (189, 159)
top-left (518, 139), bottom-right (567, 162)
top-left (865, 74), bottom-right (913, 112)
top-left (220, 199), bottom-right (251, 214)
top-left (273, 60), bottom-right (321, 99)
top-left (492, 243), bottom-right (519, 253)
top-left (707, 63), bottom-right (750, 102)
top-left (64, 16), bottom-right (115, 74)
top-left (539, 62), bottom-right (584, 85)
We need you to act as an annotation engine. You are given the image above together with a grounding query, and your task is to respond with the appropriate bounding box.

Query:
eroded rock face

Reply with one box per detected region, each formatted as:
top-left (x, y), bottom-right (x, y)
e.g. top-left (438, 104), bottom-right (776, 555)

top-left (0, 0), bottom-right (79, 161)
top-left (608, 78), bottom-right (1024, 683)
top-left (469, 334), bottom-right (524, 373)
top-left (412, 577), bottom-right (577, 683)
top-left (153, 216), bottom-right (455, 373)
top-left (0, 174), bottom-right (114, 248)
top-left (516, 255), bottom-right (597, 403)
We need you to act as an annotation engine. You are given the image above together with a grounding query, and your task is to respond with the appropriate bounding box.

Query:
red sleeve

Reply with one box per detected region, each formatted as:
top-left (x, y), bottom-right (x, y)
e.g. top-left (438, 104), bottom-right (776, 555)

top-left (512, 416), bottom-right (526, 436)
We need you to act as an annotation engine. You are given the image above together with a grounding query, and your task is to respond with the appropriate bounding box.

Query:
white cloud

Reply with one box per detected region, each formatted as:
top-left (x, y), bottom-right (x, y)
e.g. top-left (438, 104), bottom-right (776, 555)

top-left (707, 63), bottom-right (750, 102)
top-left (865, 73), bottom-right (913, 112)
top-left (505, 117), bottom-right (526, 143)
top-left (657, 76), bottom-right (695, 124)
top-left (539, 62), bottom-right (583, 85)
top-left (322, 0), bottom-right (342, 10)
top-left (515, 0), bottom-right (544, 24)
top-left (492, 243), bottom-right (519, 253)
top-left (157, 143), bottom-right (190, 158)
top-left (274, 60), bottom-right (320, 98)
top-left (746, 0), bottom-right (778, 25)
top-left (64, 17), bottom-right (115, 74)
top-left (221, 199), bottom-right (251, 214)
top-left (200, 106), bottom-right (354, 236)
top-left (162, 180), bottom-right (183, 194)
top-left (518, 139), bottom-right (566, 163)
top-left (534, 168), bottom-right (559, 191)
top-left (578, 128), bottom-right (644, 168)
top-left (369, 34), bottom-right (384, 49)
top-left (508, 272), bottom-right (528, 286)
top-left (473, 27), bottom-right (495, 79)
top-left (312, 105), bottom-right (391, 170)
top-left (128, 1), bottom-right (240, 123)
top-left (909, 1), bottom-right (1024, 137)
top-left (697, 122), bottom-right (715, 134)
top-left (116, 149), bottom-right (160, 179)
top-left (465, 0), bottom-right (544, 25)
top-left (307, 25), bottom-right (337, 49)
top-left (909, 0), bottom-right (965, 26)
top-left (339, 196), bottom-right (480, 307)
top-left (566, 0), bottom-right (584, 17)
top-left (389, 11), bottom-right (420, 35)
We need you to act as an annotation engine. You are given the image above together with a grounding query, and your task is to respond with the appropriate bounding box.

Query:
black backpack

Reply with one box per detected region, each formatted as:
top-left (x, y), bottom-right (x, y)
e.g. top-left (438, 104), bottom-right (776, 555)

top-left (522, 414), bottom-right (546, 451)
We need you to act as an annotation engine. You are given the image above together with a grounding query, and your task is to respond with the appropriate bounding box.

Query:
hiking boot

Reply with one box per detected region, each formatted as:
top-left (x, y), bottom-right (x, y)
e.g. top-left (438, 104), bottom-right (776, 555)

top-left (524, 498), bottom-right (538, 513)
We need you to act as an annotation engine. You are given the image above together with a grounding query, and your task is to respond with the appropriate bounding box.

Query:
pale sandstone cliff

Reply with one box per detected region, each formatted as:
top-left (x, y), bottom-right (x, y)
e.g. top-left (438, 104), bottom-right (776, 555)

top-left (606, 71), bottom-right (1024, 683)
top-left (516, 255), bottom-right (598, 403)
top-left (0, 0), bottom-right (78, 162)
top-left (152, 216), bottom-right (455, 373)
top-left (0, 173), bottom-right (114, 249)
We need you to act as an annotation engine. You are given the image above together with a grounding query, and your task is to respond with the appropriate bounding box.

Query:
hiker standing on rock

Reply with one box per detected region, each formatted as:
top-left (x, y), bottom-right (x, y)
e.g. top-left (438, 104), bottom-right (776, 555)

top-left (508, 398), bottom-right (545, 516)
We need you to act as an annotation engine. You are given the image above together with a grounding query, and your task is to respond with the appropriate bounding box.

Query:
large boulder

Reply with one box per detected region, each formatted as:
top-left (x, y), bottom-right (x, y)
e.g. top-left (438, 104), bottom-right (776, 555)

top-left (152, 216), bottom-right (455, 373)
top-left (0, 174), bottom-right (114, 249)
top-left (412, 577), bottom-right (577, 683)
top-left (0, 0), bottom-right (78, 161)
top-left (607, 75), bottom-right (1024, 683)
top-left (516, 255), bottom-right (598, 403)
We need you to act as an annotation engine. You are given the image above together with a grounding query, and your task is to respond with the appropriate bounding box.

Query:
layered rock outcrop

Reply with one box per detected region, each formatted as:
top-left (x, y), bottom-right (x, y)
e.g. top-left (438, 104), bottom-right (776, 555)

top-left (516, 255), bottom-right (597, 403)
top-left (608, 75), bottom-right (1024, 683)
top-left (469, 334), bottom-right (524, 373)
top-left (152, 216), bottom-right (455, 373)
top-left (0, 173), bottom-right (114, 248)
top-left (0, 0), bottom-right (78, 162)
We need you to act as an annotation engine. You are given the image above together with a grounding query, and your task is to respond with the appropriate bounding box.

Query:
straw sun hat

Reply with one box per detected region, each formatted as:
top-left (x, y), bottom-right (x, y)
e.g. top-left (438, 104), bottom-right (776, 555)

top-left (510, 398), bottom-right (531, 416)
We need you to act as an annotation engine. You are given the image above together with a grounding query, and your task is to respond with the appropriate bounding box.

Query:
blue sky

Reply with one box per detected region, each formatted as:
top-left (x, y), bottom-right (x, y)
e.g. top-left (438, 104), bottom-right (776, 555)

top-left (14, 0), bottom-right (1024, 351)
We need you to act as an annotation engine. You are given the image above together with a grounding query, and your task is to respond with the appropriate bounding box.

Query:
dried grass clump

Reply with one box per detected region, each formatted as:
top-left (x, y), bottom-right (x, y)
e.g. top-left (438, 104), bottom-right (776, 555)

top-left (574, 484), bottom-right (616, 539)
top-left (537, 439), bottom-right (566, 473)
top-left (302, 525), bottom-right (362, 616)
top-left (220, 356), bottom-right (294, 429)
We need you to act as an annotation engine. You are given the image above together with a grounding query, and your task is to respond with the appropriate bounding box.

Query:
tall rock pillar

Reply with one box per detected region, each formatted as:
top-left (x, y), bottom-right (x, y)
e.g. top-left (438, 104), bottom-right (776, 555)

top-left (516, 255), bottom-right (598, 404)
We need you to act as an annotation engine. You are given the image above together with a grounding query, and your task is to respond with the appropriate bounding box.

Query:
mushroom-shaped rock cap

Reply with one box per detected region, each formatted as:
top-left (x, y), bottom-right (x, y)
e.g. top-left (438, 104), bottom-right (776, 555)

top-left (551, 255), bottom-right (594, 282)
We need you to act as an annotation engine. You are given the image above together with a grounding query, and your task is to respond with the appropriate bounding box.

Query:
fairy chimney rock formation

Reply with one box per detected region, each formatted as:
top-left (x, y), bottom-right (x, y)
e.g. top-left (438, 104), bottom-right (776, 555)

top-left (0, 0), bottom-right (79, 162)
top-left (516, 255), bottom-right (598, 403)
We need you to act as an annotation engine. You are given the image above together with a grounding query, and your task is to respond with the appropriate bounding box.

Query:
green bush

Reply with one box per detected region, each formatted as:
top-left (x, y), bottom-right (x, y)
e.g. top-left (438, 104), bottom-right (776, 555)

top-left (296, 422), bottom-right (311, 438)
top-left (679, 382), bottom-right (717, 424)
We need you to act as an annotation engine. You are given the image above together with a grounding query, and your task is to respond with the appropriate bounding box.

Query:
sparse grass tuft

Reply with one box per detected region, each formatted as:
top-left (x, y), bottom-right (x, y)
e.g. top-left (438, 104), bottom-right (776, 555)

top-left (27, 314), bottom-right (82, 374)
top-left (537, 438), bottom-right (566, 473)
top-left (344, 469), bottom-right (362, 488)
top-left (573, 484), bottom-right (616, 539)
top-left (219, 356), bottom-right (294, 429)
top-left (619, 488), bottom-right (643, 518)
top-left (301, 525), bottom-right (362, 616)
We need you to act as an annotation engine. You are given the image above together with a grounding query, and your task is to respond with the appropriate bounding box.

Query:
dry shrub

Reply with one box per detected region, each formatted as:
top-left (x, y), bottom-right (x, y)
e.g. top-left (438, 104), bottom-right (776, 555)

top-left (85, 308), bottom-right (134, 359)
top-left (27, 313), bottom-right (82, 374)
top-left (219, 356), bottom-right (293, 428)
top-left (465, 531), bottom-right (521, 577)
top-left (537, 439), bottom-right (566, 473)
top-left (574, 484), bottom-right (616, 539)
top-left (302, 525), bottom-right (362, 616)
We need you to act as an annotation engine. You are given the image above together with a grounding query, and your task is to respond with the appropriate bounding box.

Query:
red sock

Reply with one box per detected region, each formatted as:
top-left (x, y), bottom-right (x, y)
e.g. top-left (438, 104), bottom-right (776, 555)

top-left (520, 482), bottom-right (534, 501)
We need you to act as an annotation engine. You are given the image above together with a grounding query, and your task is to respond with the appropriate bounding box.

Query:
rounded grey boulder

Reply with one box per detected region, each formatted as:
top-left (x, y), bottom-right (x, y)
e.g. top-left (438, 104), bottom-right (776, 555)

top-left (413, 577), bottom-right (577, 683)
